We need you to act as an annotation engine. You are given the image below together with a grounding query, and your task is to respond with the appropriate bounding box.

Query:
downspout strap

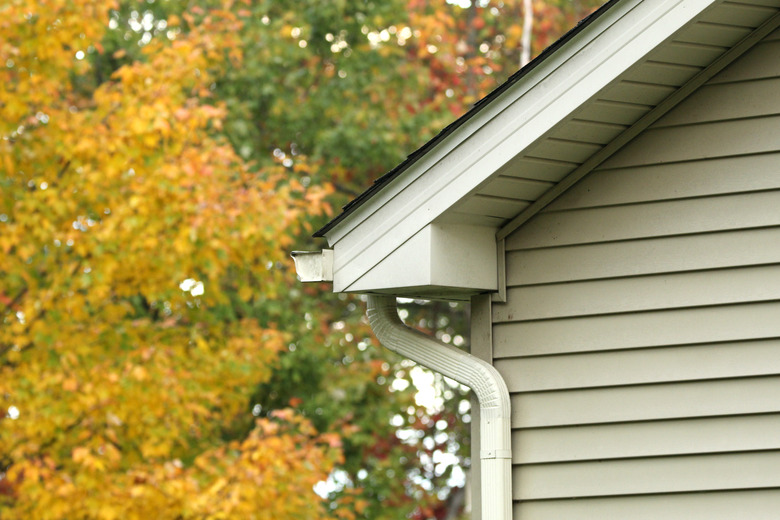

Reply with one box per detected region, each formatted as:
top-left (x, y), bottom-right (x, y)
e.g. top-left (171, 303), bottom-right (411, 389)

top-left (481, 449), bottom-right (512, 460)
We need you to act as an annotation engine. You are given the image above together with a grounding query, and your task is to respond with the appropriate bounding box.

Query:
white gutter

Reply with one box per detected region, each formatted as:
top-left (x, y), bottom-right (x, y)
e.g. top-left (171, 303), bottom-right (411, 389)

top-left (366, 294), bottom-right (512, 520)
top-left (291, 250), bottom-right (334, 282)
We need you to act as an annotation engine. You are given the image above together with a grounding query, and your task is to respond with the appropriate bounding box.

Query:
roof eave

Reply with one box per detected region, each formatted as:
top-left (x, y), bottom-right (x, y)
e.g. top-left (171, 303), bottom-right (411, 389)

top-left (313, 0), bottom-right (623, 239)
top-left (321, 0), bottom-right (755, 296)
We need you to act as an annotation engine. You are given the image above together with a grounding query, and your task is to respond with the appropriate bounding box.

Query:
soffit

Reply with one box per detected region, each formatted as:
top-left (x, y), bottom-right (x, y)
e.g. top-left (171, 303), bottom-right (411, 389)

top-left (447, 0), bottom-right (780, 235)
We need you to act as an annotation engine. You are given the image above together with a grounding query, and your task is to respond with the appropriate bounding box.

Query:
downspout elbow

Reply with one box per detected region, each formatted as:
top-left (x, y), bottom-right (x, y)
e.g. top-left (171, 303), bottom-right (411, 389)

top-left (366, 295), bottom-right (512, 520)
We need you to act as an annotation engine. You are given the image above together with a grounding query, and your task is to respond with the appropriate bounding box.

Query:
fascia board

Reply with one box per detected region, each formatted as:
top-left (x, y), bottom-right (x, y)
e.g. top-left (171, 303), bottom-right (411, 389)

top-left (327, 0), bottom-right (720, 294)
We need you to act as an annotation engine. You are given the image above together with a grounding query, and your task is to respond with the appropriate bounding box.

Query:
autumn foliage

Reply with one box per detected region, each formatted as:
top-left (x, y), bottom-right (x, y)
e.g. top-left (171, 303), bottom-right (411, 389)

top-left (1, 1), bottom-right (339, 518)
top-left (1, 0), bottom-right (602, 518)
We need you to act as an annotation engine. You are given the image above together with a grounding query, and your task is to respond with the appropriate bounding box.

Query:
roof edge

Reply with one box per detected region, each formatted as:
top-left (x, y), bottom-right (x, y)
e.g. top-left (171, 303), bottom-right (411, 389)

top-left (313, 0), bottom-right (622, 238)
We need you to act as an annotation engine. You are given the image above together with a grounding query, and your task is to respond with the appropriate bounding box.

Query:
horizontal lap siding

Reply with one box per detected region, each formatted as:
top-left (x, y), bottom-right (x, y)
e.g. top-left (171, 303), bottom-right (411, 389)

top-left (508, 188), bottom-right (780, 250)
top-left (506, 226), bottom-right (780, 284)
top-left (496, 30), bottom-right (780, 518)
top-left (516, 490), bottom-right (780, 520)
top-left (512, 376), bottom-right (780, 427)
top-left (496, 339), bottom-right (780, 392)
top-left (516, 451), bottom-right (780, 500)
top-left (514, 414), bottom-right (780, 463)
top-left (495, 301), bottom-right (780, 356)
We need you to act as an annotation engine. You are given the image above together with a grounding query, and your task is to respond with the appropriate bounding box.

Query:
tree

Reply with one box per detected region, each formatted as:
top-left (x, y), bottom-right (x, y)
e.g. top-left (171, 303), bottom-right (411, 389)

top-left (1, 1), bottom-right (341, 518)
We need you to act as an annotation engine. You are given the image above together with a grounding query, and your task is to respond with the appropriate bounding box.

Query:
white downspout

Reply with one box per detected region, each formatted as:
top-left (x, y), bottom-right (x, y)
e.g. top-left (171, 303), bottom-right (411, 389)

top-left (366, 295), bottom-right (512, 520)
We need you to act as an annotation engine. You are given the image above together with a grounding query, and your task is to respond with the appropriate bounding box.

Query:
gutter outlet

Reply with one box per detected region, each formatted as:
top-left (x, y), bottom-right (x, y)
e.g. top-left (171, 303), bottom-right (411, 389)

top-left (366, 295), bottom-right (512, 520)
top-left (291, 250), bottom-right (334, 282)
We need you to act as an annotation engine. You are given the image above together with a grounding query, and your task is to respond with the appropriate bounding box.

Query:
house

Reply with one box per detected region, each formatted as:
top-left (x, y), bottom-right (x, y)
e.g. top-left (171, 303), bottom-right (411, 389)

top-left (293, 0), bottom-right (780, 518)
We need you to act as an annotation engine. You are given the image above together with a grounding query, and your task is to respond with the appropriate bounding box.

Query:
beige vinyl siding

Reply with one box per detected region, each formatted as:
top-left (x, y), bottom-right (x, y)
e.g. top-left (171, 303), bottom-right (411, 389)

top-left (515, 490), bottom-right (780, 520)
top-left (515, 451), bottom-right (780, 499)
top-left (505, 226), bottom-right (780, 285)
top-left (514, 414), bottom-right (780, 463)
top-left (495, 30), bottom-right (780, 518)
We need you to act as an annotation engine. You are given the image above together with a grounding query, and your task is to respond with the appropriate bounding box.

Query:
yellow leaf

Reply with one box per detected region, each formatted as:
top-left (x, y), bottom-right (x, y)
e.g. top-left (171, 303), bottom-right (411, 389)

top-left (72, 447), bottom-right (89, 463)
top-left (131, 365), bottom-right (147, 381)
top-left (238, 286), bottom-right (253, 301)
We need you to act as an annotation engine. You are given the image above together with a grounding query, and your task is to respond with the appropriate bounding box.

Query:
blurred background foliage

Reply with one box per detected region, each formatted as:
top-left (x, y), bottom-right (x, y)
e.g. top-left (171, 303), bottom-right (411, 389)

top-left (0, 0), bottom-right (602, 518)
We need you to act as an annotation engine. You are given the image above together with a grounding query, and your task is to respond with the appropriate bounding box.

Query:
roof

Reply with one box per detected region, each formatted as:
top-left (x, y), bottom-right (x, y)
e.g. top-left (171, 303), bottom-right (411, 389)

top-left (314, 0), bottom-right (621, 238)
top-left (314, 0), bottom-right (780, 297)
